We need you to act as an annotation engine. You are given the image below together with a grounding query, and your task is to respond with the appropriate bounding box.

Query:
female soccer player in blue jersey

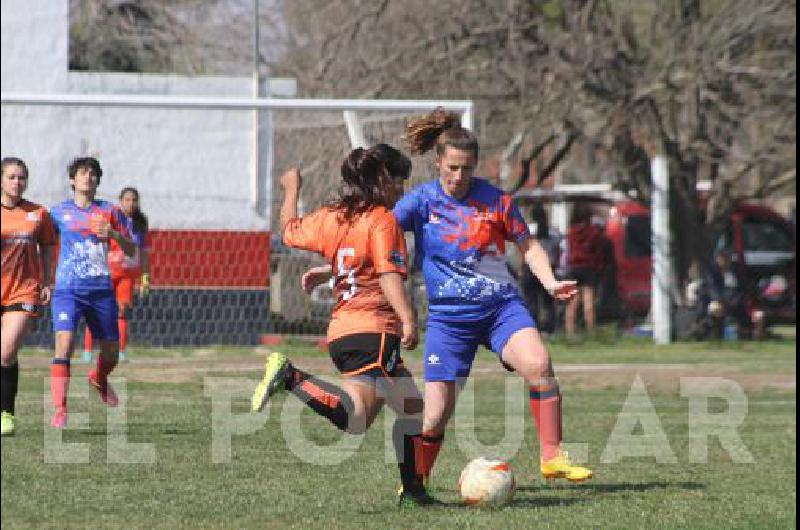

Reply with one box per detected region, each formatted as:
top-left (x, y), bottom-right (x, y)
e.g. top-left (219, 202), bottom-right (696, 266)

top-left (48, 157), bottom-right (136, 428)
top-left (395, 109), bottom-right (593, 483)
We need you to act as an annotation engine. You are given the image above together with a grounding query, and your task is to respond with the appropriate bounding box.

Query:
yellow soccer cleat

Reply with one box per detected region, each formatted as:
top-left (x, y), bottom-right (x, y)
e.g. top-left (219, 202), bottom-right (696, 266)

top-left (541, 450), bottom-right (593, 482)
top-left (251, 352), bottom-right (291, 413)
top-left (1, 411), bottom-right (15, 436)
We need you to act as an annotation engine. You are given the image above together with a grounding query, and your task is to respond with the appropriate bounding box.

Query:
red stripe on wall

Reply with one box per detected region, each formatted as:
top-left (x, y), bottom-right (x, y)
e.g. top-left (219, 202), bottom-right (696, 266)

top-left (149, 230), bottom-right (271, 288)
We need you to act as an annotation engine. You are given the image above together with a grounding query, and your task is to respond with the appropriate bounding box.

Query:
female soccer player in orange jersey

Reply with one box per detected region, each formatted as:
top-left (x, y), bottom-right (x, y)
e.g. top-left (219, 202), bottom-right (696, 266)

top-left (251, 144), bottom-right (437, 506)
top-left (1, 157), bottom-right (56, 436)
top-left (83, 187), bottom-right (150, 362)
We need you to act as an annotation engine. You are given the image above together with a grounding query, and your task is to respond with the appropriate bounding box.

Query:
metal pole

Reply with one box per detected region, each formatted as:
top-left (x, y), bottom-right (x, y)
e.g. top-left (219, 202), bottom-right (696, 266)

top-left (0, 93), bottom-right (474, 114)
top-left (343, 110), bottom-right (368, 149)
top-left (651, 154), bottom-right (672, 344)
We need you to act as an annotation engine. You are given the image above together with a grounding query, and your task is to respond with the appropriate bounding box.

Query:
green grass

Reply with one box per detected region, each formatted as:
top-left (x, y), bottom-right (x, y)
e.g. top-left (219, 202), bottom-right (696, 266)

top-left (3, 339), bottom-right (796, 529)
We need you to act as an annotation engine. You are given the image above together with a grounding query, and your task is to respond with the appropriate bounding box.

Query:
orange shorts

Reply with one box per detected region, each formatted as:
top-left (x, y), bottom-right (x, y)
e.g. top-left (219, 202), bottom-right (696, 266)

top-left (113, 276), bottom-right (135, 306)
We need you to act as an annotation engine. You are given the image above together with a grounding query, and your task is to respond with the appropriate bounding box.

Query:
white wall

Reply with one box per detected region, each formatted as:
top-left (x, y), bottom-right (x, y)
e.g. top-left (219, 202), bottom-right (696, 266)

top-left (1, 0), bottom-right (296, 230)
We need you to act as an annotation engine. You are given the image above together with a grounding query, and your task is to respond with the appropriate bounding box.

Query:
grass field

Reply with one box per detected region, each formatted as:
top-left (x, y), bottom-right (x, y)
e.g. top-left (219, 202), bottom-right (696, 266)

top-left (1, 334), bottom-right (796, 529)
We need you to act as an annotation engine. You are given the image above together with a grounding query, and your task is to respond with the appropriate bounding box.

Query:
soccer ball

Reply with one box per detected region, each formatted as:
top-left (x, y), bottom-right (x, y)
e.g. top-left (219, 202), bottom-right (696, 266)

top-left (457, 457), bottom-right (516, 507)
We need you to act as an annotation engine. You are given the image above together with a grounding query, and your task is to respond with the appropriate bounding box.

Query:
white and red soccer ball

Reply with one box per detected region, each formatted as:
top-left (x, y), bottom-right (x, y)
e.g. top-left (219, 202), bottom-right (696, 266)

top-left (457, 457), bottom-right (516, 507)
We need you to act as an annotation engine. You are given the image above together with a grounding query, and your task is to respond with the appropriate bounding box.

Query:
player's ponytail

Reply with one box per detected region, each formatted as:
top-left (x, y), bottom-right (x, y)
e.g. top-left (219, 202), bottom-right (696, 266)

top-left (404, 107), bottom-right (478, 159)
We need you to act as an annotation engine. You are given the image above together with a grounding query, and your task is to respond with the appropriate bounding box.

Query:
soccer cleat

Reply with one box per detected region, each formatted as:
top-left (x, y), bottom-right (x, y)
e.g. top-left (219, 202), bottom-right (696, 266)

top-left (119, 351), bottom-right (128, 362)
top-left (397, 486), bottom-right (442, 507)
top-left (540, 450), bottom-right (593, 482)
top-left (251, 352), bottom-right (291, 413)
top-left (51, 408), bottom-right (68, 429)
top-left (88, 370), bottom-right (119, 407)
top-left (1, 411), bottom-right (15, 436)
top-left (80, 350), bottom-right (93, 363)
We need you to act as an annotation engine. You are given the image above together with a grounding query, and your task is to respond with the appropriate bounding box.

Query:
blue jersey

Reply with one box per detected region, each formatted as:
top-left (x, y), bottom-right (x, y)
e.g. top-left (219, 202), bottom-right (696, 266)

top-left (393, 178), bottom-right (530, 320)
top-left (50, 200), bottom-right (132, 292)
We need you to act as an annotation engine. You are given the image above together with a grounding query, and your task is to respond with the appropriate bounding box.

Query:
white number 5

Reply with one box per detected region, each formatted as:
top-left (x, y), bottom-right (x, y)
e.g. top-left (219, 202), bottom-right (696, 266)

top-left (336, 247), bottom-right (357, 300)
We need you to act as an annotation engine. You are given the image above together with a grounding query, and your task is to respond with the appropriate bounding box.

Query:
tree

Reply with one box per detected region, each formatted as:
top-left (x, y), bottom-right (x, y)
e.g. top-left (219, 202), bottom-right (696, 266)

top-left (267, 0), bottom-right (796, 290)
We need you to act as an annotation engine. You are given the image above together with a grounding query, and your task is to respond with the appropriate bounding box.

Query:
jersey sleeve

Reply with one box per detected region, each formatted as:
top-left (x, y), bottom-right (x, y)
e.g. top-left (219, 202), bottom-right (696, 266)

top-left (37, 208), bottom-right (57, 246)
top-left (392, 188), bottom-right (420, 232)
top-left (501, 195), bottom-right (531, 243)
top-left (49, 206), bottom-right (61, 235)
top-left (282, 208), bottom-right (329, 254)
top-left (370, 210), bottom-right (408, 278)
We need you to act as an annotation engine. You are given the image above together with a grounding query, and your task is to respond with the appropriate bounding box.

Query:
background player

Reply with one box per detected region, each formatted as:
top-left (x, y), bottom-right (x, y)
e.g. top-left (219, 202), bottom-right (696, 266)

top-left (251, 145), bottom-right (437, 506)
top-left (48, 157), bottom-right (135, 428)
top-left (83, 186), bottom-right (150, 362)
top-left (1, 157), bottom-right (56, 436)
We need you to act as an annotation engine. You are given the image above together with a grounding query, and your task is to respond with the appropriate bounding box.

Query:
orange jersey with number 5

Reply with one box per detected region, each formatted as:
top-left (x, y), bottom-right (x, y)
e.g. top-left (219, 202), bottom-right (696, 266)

top-left (282, 206), bottom-right (408, 342)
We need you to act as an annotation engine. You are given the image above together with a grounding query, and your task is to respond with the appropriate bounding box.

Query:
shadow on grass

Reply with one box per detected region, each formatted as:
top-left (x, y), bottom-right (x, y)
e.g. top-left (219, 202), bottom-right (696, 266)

top-left (516, 481), bottom-right (705, 494)
top-left (78, 424), bottom-right (200, 436)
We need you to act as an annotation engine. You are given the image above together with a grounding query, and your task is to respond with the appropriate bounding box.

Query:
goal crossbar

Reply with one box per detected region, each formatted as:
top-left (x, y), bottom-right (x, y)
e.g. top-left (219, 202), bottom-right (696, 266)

top-left (0, 93), bottom-right (474, 129)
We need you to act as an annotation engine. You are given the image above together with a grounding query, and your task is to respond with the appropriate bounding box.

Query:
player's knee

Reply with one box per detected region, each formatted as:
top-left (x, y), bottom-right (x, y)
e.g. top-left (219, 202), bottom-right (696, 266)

top-left (422, 411), bottom-right (449, 435)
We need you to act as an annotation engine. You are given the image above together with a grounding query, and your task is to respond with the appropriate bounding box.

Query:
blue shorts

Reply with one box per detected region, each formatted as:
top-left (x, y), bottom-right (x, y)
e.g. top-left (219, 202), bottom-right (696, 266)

top-left (423, 297), bottom-right (536, 382)
top-left (51, 288), bottom-right (119, 341)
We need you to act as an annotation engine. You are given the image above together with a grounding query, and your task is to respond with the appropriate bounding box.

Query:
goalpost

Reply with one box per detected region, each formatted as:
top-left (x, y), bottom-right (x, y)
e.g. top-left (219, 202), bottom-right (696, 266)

top-left (1, 91), bottom-right (473, 346)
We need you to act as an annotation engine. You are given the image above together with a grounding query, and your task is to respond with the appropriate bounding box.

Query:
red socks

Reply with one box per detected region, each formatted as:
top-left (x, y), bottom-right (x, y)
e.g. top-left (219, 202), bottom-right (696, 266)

top-left (529, 384), bottom-right (563, 461)
top-left (416, 431), bottom-right (444, 479)
top-left (84, 329), bottom-right (93, 353)
top-left (50, 359), bottom-right (71, 411)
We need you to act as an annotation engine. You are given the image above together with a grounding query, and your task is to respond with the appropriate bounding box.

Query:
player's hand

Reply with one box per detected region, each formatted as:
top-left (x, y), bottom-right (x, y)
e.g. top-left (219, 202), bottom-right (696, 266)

top-left (139, 273), bottom-right (151, 297)
top-left (400, 319), bottom-right (419, 350)
top-left (90, 214), bottom-right (110, 240)
top-left (301, 265), bottom-right (333, 293)
top-left (280, 168), bottom-right (301, 194)
top-left (40, 285), bottom-right (51, 305)
top-left (547, 280), bottom-right (578, 301)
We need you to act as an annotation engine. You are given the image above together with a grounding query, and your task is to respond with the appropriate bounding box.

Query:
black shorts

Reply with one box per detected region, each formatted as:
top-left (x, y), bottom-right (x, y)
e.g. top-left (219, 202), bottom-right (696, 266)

top-left (328, 332), bottom-right (404, 378)
top-left (0, 302), bottom-right (43, 317)
top-left (567, 266), bottom-right (599, 287)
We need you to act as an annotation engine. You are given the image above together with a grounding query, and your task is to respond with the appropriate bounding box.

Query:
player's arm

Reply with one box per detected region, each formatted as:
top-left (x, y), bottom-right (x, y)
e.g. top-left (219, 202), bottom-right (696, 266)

top-left (516, 236), bottom-right (577, 301)
top-left (139, 236), bottom-right (151, 296)
top-left (109, 226), bottom-right (136, 257)
top-left (378, 272), bottom-right (418, 350)
top-left (279, 168), bottom-right (301, 236)
top-left (301, 264), bottom-right (333, 293)
top-left (97, 208), bottom-right (136, 256)
top-left (38, 209), bottom-right (57, 304)
top-left (40, 245), bottom-right (53, 304)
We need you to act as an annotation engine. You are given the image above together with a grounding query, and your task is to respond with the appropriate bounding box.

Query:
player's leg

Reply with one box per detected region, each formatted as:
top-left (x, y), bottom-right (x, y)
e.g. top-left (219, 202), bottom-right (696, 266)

top-left (1, 309), bottom-right (33, 435)
top-left (252, 334), bottom-right (387, 434)
top-left (50, 291), bottom-right (80, 428)
top-left (382, 363), bottom-right (438, 505)
top-left (417, 317), bottom-right (479, 483)
top-left (86, 289), bottom-right (121, 407)
top-left (114, 277), bottom-right (133, 361)
top-left (495, 300), bottom-right (592, 482)
top-left (82, 326), bottom-right (93, 362)
top-left (582, 283), bottom-right (596, 333)
top-left (564, 293), bottom-right (579, 337)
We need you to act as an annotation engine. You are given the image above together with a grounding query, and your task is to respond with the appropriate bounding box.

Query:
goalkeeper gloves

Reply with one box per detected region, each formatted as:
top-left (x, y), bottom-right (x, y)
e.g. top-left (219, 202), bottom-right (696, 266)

top-left (139, 273), bottom-right (151, 297)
